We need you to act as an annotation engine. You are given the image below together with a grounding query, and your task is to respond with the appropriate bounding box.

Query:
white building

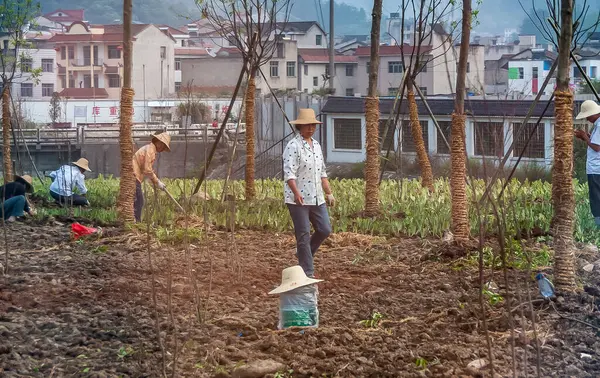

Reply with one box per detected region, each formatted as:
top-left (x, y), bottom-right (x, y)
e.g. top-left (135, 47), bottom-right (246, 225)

top-left (275, 21), bottom-right (327, 49)
top-left (298, 49), bottom-right (358, 95)
top-left (507, 49), bottom-right (558, 97)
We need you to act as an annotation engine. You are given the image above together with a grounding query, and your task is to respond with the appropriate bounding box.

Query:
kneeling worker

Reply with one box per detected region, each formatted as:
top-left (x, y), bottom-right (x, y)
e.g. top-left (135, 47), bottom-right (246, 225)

top-left (49, 158), bottom-right (91, 207)
top-left (0, 175), bottom-right (36, 222)
top-left (132, 132), bottom-right (171, 222)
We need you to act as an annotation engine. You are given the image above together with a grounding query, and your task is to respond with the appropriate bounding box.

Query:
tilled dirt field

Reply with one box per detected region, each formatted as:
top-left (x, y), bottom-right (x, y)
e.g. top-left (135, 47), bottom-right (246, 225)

top-left (0, 220), bottom-right (599, 377)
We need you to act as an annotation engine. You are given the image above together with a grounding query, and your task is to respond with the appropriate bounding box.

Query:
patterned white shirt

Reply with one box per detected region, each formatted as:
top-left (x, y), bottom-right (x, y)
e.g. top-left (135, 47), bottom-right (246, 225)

top-left (283, 134), bottom-right (328, 206)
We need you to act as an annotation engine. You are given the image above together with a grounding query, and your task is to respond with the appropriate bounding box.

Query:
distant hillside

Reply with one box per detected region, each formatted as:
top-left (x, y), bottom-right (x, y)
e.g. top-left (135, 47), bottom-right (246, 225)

top-left (40, 0), bottom-right (370, 34)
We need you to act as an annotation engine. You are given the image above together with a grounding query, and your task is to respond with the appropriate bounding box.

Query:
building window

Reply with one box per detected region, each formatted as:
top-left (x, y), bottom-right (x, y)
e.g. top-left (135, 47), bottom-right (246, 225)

top-left (518, 67), bottom-right (524, 79)
top-left (276, 42), bottom-right (284, 58)
top-left (346, 64), bottom-right (354, 77)
top-left (366, 61), bottom-right (370, 73)
top-left (20, 83), bottom-right (33, 97)
top-left (61, 46), bottom-right (66, 60)
top-left (42, 59), bottom-right (54, 72)
top-left (388, 87), bottom-right (398, 96)
top-left (175, 58), bottom-right (181, 71)
top-left (270, 61), bottom-right (279, 77)
top-left (313, 76), bottom-right (318, 86)
top-left (42, 83), bottom-right (54, 97)
top-left (175, 82), bottom-right (181, 92)
top-left (68, 46), bottom-right (74, 59)
top-left (591, 66), bottom-right (598, 78)
top-left (304, 64), bottom-right (308, 75)
top-left (286, 61), bottom-right (296, 77)
top-left (346, 88), bottom-right (354, 96)
top-left (467, 62), bottom-right (470, 73)
top-left (108, 45), bottom-right (121, 59)
top-left (69, 76), bottom-right (75, 88)
top-left (513, 122), bottom-right (544, 159)
top-left (325, 65), bottom-right (330, 77)
top-left (334, 118), bottom-right (362, 150)
top-left (316, 34), bottom-right (322, 46)
top-left (160, 46), bottom-right (167, 59)
top-left (436, 121), bottom-right (452, 154)
top-left (419, 87), bottom-right (428, 96)
top-left (419, 61), bottom-right (427, 73)
top-left (108, 75), bottom-right (121, 88)
top-left (400, 120), bottom-right (429, 153)
top-left (475, 121), bottom-right (504, 157)
top-left (388, 61), bottom-right (403, 74)
top-left (532, 66), bottom-right (539, 79)
top-left (84, 74), bottom-right (99, 88)
top-left (379, 119), bottom-right (396, 152)
top-left (21, 58), bottom-right (33, 72)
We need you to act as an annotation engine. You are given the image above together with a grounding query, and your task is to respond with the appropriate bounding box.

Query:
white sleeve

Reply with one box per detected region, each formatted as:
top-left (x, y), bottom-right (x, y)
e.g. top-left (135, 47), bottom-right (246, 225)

top-left (592, 126), bottom-right (600, 145)
top-left (283, 141), bottom-right (299, 182)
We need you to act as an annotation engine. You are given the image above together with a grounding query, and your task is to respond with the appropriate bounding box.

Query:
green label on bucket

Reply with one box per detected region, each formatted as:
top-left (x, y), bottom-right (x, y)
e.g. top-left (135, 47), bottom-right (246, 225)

top-left (281, 309), bottom-right (317, 328)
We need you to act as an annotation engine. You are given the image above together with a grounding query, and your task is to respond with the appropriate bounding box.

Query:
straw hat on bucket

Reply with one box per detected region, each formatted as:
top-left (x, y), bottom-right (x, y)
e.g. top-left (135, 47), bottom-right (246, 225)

top-left (152, 132), bottom-right (171, 151)
top-left (576, 100), bottom-right (600, 120)
top-left (268, 265), bottom-right (323, 295)
top-left (15, 174), bottom-right (33, 192)
top-left (289, 109), bottom-right (322, 125)
top-left (72, 158), bottom-right (91, 172)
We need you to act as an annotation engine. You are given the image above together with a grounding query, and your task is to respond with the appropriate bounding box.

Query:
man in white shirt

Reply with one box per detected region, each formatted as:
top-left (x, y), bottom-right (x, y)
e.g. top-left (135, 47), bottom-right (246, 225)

top-left (49, 158), bottom-right (91, 207)
top-left (575, 100), bottom-right (600, 227)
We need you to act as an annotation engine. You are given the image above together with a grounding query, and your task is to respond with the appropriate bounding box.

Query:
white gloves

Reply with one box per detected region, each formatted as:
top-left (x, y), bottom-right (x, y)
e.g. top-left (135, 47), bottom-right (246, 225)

top-left (157, 181), bottom-right (167, 191)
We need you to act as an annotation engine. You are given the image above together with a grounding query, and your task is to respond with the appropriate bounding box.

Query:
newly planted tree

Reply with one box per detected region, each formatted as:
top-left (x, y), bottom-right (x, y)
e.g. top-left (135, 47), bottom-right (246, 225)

top-left (116, 0), bottom-right (136, 221)
top-left (0, 0), bottom-right (41, 180)
top-left (198, 0), bottom-right (292, 200)
top-left (450, 0), bottom-right (472, 242)
top-left (364, 0), bottom-right (383, 217)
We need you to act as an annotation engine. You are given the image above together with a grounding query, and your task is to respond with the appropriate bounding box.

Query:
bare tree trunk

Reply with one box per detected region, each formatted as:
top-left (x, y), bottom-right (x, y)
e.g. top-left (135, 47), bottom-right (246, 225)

top-left (407, 84), bottom-right (433, 192)
top-left (2, 85), bottom-right (12, 181)
top-left (117, 0), bottom-right (136, 221)
top-left (450, 0), bottom-right (472, 242)
top-left (552, 0), bottom-right (576, 291)
top-left (364, 0), bottom-right (383, 217)
top-left (245, 72), bottom-right (256, 200)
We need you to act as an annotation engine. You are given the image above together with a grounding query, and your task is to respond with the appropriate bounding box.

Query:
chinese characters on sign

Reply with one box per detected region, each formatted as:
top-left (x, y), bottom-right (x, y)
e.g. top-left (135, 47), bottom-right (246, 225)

top-left (91, 106), bottom-right (133, 117)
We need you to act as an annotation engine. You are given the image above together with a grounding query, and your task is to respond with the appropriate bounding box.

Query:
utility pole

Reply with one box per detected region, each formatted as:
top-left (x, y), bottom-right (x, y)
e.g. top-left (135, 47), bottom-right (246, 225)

top-left (328, 0), bottom-right (334, 92)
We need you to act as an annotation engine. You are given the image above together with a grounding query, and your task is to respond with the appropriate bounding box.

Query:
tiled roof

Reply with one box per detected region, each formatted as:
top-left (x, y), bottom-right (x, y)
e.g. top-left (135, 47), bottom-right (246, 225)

top-left (276, 21), bottom-right (325, 34)
top-left (175, 48), bottom-right (209, 56)
top-left (59, 88), bottom-right (109, 99)
top-left (158, 25), bottom-right (187, 36)
top-left (48, 34), bottom-right (133, 42)
top-left (43, 9), bottom-right (85, 23)
top-left (298, 48), bottom-right (329, 56)
top-left (321, 96), bottom-right (568, 118)
top-left (301, 54), bottom-right (358, 63)
top-left (354, 45), bottom-right (432, 57)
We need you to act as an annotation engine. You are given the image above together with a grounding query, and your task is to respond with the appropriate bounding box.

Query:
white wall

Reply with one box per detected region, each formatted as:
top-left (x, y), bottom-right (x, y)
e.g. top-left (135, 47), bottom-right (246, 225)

top-left (325, 114), bottom-right (366, 163)
top-left (294, 25), bottom-right (326, 49)
top-left (507, 60), bottom-right (553, 97)
top-left (301, 63), bottom-right (326, 93)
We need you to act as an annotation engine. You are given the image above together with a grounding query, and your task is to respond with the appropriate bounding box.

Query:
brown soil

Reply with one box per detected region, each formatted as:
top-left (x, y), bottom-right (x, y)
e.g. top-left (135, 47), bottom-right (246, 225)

top-left (0, 220), bottom-right (599, 377)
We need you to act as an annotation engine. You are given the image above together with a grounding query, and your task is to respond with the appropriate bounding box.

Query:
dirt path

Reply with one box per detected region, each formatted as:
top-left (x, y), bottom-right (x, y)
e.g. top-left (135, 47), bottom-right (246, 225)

top-left (0, 221), bottom-right (599, 377)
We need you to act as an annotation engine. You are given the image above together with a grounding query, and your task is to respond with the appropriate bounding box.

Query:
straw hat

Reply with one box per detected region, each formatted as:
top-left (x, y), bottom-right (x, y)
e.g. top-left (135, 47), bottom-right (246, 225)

top-left (576, 100), bottom-right (600, 120)
top-left (152, 132), bottom-right (171, 151)
top-left (289, 108), bottom-right (322, 125)
top-left (15, 174), bottom-right (33, 192)
top-left (72, 158), bottom-right (91, 172)
top-left (268, 265), bottom-right (323, 295)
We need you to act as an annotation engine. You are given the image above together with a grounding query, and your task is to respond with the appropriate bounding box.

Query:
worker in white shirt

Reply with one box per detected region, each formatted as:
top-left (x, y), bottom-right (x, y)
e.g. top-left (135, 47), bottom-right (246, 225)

top-left (283, 108), bottom-right (335, 278)
top-left (49, 158), bottom-right (91, 207)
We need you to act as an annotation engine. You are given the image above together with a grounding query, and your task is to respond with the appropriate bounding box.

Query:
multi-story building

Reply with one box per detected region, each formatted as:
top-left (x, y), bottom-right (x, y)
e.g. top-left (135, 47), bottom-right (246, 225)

top-left (35, 9), bottom-right (85, 32)
top-left (48, 22), bottom-right (175, 101)
top-left (276, 21), bottom-right (327, 49)
top-left (298, 49), bottom-right (358, 95)
top-left (255, 38), bottom-right (299, 94)
top-left (507, 49), bottom-right (558, 97)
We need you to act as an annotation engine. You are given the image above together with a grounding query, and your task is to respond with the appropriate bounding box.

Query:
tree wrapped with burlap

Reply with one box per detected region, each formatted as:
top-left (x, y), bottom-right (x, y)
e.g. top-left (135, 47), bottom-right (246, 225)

top-left (117, 88), bottom-right (136, 221)
top-left (407, 87), bottom-right (433, 192)
top-left (450, 112), bottom-right (469, 242)
top-left (364, 96), bottom-right (380, 216)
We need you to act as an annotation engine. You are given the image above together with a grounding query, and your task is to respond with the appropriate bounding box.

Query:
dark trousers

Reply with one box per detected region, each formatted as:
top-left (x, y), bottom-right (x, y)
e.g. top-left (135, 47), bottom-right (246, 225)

top-left (50, 191), bottom-right (89, 207)
top-left (134, 181), bottom-right (144, 222)
top-left (588, 174), bottom-right (600, 226)
top-left (2, 195), bottom-right (26, 219)
top-left (287, 203), bottom-right (332, 277)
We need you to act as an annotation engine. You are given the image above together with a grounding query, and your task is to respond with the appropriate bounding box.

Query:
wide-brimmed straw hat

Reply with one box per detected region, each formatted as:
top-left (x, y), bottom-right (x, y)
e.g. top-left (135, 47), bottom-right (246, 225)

top-left (576, 100), bottom-right (600, 120)
top-left (15, 174), bottom-right (33, 192)
top-left (268, 265), bottom-right (323, 295)
top-left (72, 158), bottom-right (91, 172)
top-left (152, 132), bottom-right (171, 151)
top-left (289, 108), bottom-right (322, 125)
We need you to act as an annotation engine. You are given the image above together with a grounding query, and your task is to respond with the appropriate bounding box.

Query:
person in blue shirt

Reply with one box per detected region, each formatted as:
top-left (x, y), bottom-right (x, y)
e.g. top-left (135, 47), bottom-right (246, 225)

top-left (49, 158), bottom-right (91, 207)
top-left (575, 100), bottom-right (600, 227)
top-left (0, 175), bottom-right (36, 222)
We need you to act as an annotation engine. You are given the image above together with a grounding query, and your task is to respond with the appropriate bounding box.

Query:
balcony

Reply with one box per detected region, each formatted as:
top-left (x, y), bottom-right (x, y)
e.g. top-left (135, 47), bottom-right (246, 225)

top-left (69, 58), bottom-right (104, 70)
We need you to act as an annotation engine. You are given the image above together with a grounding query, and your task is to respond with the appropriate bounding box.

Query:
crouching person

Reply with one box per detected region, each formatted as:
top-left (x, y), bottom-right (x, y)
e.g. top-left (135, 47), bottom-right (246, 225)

top-left (49, 158), bottom-right (91, 207)
top-left (0, 175), bottom-right (36, 222)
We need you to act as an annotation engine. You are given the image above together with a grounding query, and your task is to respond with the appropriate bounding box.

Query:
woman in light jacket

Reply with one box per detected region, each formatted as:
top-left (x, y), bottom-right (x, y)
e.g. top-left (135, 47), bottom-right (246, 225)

top-left (283, 108), bottom-right (335, 278)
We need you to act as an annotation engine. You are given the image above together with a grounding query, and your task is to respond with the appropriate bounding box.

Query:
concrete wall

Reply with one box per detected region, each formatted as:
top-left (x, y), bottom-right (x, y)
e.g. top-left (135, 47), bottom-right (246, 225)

top-left (180, 57), bottom-right (243, 89)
